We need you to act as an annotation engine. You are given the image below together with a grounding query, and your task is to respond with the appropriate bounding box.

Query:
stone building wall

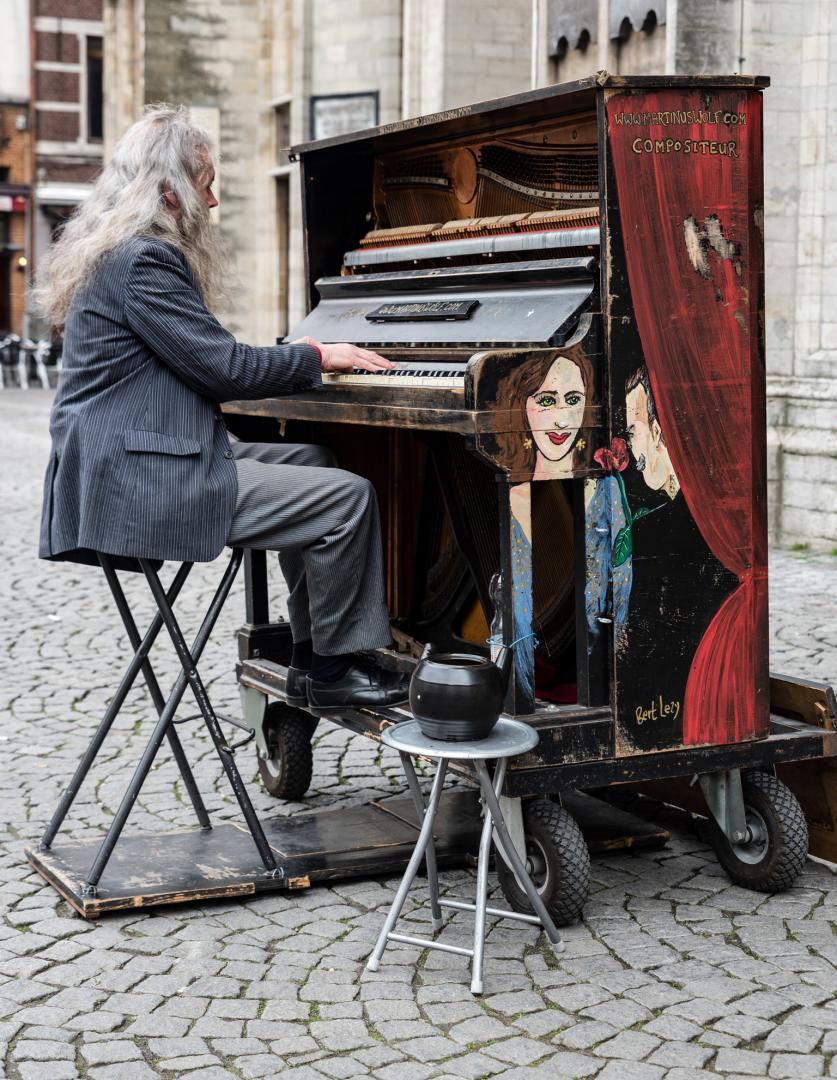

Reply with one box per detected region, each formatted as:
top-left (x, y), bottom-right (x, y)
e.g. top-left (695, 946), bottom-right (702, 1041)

top-left (104, 0), bottom-right (534, 340)
top-left (548, 2), bottom-right (668, 81)
top-left (545, 0), bottom-right (837, 551)
top-left (441, 0), bottom-right (531, 110)
top-left (675, 0), bottom-right (837, 551)
top-left (142, 0), bottom-right (277, 341)
top-left (748, 0), bottom-right (837, 551)
top-left (310, 0), bottom-right (402, 122)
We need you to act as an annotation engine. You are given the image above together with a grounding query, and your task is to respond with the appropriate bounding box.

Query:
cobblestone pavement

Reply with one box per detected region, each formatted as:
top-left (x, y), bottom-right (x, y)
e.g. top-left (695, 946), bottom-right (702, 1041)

top-left (2, 391), bottom-right (836, 1080)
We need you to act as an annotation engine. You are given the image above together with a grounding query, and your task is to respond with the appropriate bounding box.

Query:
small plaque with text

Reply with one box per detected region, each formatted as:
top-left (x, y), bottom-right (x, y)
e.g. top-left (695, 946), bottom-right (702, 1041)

top-left (365, 300), bottom-right (480, 322)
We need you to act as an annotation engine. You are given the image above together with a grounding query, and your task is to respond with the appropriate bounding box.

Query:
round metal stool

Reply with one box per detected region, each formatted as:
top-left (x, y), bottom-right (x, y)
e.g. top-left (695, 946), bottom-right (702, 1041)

top-left (366, 717), bottom-right (564, 994)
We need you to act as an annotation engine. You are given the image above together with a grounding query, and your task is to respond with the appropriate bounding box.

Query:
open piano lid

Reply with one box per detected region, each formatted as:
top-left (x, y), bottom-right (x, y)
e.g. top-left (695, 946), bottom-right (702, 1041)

top-left (287, 257), bottom-right (595, 349)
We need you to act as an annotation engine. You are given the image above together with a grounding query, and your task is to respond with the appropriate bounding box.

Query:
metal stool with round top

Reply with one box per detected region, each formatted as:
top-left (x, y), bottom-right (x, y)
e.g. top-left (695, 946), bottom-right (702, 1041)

top-left (366, 717), bottom-right (564, 995)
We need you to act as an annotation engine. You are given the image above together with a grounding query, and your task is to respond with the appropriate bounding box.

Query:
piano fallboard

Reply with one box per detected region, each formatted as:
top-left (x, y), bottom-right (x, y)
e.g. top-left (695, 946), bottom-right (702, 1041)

top-left (286, 257), bottom-right (595, 350)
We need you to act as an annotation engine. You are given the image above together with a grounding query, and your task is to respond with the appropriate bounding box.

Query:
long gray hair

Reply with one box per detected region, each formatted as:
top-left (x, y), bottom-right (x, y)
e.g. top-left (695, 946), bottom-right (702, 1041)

top-left (35, 103), bottom-right (224, 330)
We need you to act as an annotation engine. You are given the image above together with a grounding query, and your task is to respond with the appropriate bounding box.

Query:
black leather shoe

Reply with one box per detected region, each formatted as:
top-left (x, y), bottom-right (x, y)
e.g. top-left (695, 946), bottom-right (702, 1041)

top-left (306, 661), bottom-right (410, 713)
top-left (285, 665), bottom-right (309, 707)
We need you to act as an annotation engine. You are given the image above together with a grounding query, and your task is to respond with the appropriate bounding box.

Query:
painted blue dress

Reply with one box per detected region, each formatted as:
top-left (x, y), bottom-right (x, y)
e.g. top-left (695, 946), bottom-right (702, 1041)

top-left (509, 478), bottom-right (632, 700)
top-left (585, 476), bottom-right (632, 651)
top-left (511, 515), bottom-right (535, 702)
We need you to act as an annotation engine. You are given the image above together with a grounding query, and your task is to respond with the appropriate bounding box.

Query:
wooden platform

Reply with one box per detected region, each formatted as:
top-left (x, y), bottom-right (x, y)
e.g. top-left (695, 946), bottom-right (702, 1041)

top-left (26, 789), bottom-right (668, 919)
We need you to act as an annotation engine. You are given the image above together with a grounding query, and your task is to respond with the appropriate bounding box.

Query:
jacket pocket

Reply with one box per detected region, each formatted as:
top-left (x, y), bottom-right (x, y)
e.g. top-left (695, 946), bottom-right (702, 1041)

top-left (124, 429), bottom-right (201, 456)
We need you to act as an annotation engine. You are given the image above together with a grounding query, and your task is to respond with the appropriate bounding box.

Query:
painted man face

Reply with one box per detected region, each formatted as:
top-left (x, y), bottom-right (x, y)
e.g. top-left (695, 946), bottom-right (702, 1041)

top-left (525, 357), bottom-right (586, 466)
top-left (626, 382), bottom-right (671, 491)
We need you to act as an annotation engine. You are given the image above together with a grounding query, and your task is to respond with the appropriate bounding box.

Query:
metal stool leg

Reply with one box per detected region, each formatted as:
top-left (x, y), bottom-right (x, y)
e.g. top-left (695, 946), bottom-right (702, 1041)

top-left (100, 557), bottom-right (210, 830)
top-left (367, 758), bottom-right (448, 972)
top-left (141, 556), bottom-right (278, 876)
top-left (399, 751), bottom-right (443, 931)
top-left (40, 561), bottom-right (192, 851)
top-left (471, 757), bottom-right (497, 994)
top-left (474, 760), bottom-right (563, 949)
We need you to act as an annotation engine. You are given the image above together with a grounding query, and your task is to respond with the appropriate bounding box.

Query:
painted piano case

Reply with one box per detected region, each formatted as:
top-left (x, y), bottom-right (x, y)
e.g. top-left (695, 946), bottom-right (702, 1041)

top-left (225, 74), bottom-right (836, 919)
top-left (601, 82), bottom-right (768, 757)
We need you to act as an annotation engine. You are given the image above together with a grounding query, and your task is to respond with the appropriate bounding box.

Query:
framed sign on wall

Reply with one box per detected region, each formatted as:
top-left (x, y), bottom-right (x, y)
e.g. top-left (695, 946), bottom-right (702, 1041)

top-left (310, 92), bottom-right (380, 141)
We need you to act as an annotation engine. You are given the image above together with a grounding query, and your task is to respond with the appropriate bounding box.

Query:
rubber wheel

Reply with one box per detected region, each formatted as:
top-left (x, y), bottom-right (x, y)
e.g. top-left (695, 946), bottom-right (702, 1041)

top-left (495, 798), bottom-right (590, 926)
top-left (708, 770), bottom-right (808, 892)
top-left (257, 703), bottom-right (315, 800)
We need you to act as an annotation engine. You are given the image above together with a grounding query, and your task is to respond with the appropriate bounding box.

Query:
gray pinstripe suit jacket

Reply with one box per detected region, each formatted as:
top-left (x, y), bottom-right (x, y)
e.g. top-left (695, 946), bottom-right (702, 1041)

top-left (39, 235), bottom-right (322, 567)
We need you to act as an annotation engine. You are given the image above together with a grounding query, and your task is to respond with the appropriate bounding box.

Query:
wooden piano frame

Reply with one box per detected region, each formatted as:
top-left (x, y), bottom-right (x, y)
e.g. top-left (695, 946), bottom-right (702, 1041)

top-left (223, 74), bottom-right (837, 918)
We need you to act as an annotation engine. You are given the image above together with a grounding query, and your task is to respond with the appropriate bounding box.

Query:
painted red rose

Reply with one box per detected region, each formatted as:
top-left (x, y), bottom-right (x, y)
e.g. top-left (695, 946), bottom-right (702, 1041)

top-left (594, 438), bottom-right (629, 473)
top-left (610, 437), bottom-right (629, 471)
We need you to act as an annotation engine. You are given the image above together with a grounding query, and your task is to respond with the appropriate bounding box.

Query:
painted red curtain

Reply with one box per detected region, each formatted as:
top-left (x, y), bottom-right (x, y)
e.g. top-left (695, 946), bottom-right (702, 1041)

top-left (607, 89), bottom-right (769, 746)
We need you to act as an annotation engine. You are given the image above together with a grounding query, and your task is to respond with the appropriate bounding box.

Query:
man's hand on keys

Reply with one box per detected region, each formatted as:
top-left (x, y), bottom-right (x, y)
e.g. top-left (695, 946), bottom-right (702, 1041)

top-left (293, 337), bottom-right (394, 373)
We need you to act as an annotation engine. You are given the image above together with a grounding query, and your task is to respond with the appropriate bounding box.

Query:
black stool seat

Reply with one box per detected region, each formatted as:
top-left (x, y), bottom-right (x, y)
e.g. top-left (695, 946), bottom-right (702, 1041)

top-left (37, 548), bottom-right (278, 898)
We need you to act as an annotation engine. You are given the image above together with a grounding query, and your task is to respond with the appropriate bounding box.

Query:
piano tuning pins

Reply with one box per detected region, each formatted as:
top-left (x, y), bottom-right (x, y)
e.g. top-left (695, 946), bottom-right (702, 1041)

top-left (355, 207), bottom-right (600, 254)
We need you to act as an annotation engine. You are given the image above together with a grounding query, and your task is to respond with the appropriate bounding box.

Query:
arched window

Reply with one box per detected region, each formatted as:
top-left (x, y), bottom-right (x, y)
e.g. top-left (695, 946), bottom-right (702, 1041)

top-left (617, 16), bottom-right (633, 43)
top-left (548, 23), bottom-right (595, 85)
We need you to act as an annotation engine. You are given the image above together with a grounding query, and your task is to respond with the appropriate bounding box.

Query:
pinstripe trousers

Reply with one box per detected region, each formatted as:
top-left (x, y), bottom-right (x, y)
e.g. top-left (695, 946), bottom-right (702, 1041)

top-left (227, 442), bottom-right (393, 656)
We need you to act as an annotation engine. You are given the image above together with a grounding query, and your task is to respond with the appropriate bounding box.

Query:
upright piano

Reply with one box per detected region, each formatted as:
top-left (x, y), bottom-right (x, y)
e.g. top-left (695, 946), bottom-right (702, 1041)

top-left (226, 73), bottom-right (775, 789)
top-left (28, 73), bottom-right (837, 919)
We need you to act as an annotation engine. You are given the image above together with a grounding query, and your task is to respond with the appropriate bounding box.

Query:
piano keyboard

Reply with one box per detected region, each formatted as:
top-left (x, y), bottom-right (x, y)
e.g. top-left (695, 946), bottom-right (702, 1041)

top-left (321, 363), bottom-right (464, 389)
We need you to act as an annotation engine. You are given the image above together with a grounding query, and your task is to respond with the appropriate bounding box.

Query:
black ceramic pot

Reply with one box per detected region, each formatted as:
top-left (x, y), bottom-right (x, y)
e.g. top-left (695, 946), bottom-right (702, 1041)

top-left (409, 644), bottom-right (511, 742)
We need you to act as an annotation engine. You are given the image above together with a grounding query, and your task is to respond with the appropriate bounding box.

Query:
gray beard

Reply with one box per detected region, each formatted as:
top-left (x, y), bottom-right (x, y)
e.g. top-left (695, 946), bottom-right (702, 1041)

top-left (178, 210), bottom-right (228, 312)
top-left (636, 453), bottom-right (646, 472)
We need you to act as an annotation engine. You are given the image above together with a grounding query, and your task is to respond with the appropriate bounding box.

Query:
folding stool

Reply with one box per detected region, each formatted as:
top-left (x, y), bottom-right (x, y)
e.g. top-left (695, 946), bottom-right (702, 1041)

top-left (36, 548), bottom-right (279, 899)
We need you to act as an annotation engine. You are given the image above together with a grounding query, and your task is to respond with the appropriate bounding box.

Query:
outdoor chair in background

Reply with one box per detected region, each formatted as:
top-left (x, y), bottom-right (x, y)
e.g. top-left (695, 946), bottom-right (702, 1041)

top-left (0, 334), bottom-right (54, 390)
top-left (0, 335), bottom-right (19, 388)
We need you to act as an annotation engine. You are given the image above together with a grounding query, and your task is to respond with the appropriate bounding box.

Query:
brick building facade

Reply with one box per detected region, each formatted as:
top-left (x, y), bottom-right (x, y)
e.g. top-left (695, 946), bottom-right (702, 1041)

top-left (32, 0), bottom-right (104, 334)
top-left (103, 0), bottom-right (835, 550)
top-left (0, 104), bottom-right (31, 338)
top-left (0, 0), bottom-right (32, 337)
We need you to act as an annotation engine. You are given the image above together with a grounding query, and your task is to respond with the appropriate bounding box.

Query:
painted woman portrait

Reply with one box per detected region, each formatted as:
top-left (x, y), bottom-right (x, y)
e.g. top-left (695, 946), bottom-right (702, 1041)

top-left (491, 350), bottom-right (595, 481)
top-left (486, 349), bottom-right (595, 703)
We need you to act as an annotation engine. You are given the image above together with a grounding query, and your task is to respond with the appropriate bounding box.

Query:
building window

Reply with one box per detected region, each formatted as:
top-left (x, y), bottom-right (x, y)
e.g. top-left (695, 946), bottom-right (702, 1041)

top-left (273, 100), bottom-right (292, 334)
top-left (275, 102), bottom-right (291, 168)
top-left (86, 36), bottom-right (103, 142)
top-left (276, 176), bottom-right (290, 336)
top-left (549, 26), bottom-right (592, 84)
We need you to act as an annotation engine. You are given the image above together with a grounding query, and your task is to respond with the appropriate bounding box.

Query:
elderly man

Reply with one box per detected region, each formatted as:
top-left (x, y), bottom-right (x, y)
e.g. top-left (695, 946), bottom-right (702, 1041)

top-left (36, 104), bottom-right (408, 711)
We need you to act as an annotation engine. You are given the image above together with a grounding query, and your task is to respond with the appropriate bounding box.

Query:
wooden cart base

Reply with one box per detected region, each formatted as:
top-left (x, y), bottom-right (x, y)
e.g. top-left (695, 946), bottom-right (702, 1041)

top-left (26, 788), bottom-right (668, 919)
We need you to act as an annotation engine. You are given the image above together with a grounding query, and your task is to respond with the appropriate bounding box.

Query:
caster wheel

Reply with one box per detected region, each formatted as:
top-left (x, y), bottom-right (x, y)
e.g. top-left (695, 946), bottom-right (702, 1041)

top-left (257, 702), bottom-right (316, 800)
top-left (495, 798), bottom-right (590, 926)
top-left (708, 770), bottom-right (808, 892)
